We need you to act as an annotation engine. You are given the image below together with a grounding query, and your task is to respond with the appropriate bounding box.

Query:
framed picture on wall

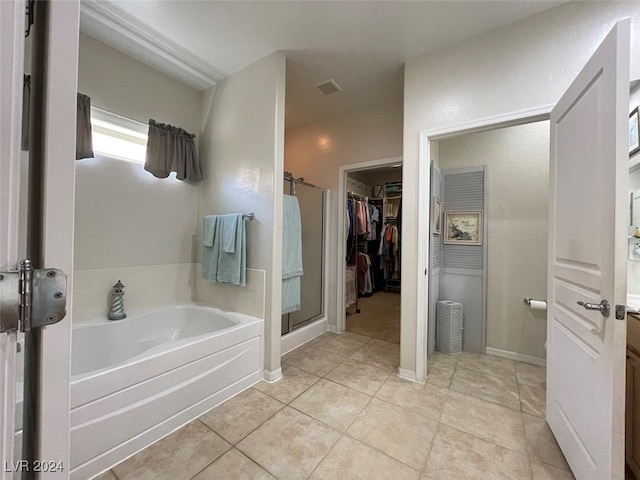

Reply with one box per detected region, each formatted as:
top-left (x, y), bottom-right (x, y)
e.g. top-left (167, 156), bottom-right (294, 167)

top-left (444, 211), bottom-right (483, 245)
top-left (432, 197), bottom-right (442, 234)
top-left (630, 107), bottom-right (640, 157)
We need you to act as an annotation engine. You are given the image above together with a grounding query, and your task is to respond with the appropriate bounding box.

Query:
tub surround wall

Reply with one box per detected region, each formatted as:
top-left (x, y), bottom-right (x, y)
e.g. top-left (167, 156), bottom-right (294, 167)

top-left (197, 52), bottom-right (286, 377)
top-left (74, 35), bottom-right (202, 322)
top-left (73, 263), bottom-right (266, 324)
top-left (403, 1), bottom-right (640, 375)
top-left (73, 155), bottom-right (198, 322)
top-left (438, 122), bottom-right (549, 361)
top-left (193, 267), bottom-right (266, 320)
top-left (285, 101), bottom-right (403, 330)
top-left (73, 263), bottom-right (193, 322)
top-left (74, 156), bottom-right (198, 270)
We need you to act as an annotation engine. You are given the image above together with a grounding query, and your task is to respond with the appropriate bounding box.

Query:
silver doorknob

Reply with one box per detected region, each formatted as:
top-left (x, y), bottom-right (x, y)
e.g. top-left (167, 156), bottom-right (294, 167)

top-left (577, 299), bottom-right (610, 317)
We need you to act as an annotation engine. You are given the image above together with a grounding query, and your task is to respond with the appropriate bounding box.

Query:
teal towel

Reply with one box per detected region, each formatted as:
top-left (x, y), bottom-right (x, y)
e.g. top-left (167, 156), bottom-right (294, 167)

top-left (201, 214), bottom-right (246, 287)
top-left (216, 214), bottom-right (246, 286)
top-left (282, 195), bottom-right (303, 313)
top-left (202, 215), bottom-right (221, 280)
top-left (222, 214), bottom-right (239, 253)
top-left (282, 276), bottom-right (301, 314)
top-left (203, 215), bottom-right (218, 247)
top-left (282, 195), bottom-right (303, 279)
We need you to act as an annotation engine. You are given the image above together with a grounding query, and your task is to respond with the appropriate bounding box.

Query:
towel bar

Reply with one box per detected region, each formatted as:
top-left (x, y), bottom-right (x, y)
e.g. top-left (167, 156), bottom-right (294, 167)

top-left (242, 212), bottom-right (255, 221)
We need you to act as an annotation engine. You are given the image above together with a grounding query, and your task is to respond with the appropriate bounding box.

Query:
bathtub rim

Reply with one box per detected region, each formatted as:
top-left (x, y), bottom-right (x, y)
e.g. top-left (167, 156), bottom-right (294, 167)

top-left (70, 304), bottom-right (264, 407)
top-left (71, 302), bottom-right (261, 329)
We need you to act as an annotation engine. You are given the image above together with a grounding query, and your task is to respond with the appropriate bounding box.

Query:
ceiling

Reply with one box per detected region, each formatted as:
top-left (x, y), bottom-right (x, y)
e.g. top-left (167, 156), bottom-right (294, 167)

top-left (80, 1), bottom-right (564, 131)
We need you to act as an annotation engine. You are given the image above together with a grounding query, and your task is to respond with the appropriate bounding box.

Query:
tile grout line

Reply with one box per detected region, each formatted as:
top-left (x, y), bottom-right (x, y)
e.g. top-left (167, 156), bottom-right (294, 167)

top-left (432, 422), bottom-right (534, 476)
top-left (447, 384), bottom-right (522, 413)
top-left (518, 363), bottom-right (536, 480)
top-left (517, 379), bottom-right (536, 480)
top-left (183, 419), bottom-right (233, 480)
top-left (422, 421), bottom-right (445, 477)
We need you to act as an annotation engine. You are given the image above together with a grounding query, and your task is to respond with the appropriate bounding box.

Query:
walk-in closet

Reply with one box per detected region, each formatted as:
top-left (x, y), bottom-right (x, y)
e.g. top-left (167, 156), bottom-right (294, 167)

top-left (345, 165), bottom-right (402, 344)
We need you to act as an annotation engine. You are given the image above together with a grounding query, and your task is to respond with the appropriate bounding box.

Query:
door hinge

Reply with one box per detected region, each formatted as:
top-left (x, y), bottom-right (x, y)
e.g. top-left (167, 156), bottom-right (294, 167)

top-left (0, 259), bottom-right (67, 333)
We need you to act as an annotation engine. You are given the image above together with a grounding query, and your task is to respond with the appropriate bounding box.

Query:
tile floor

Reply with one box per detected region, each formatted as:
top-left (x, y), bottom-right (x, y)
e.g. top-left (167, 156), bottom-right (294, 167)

top-left (345, 291), bottom-right (400, 344)
top-left (96, 331), bottom-right (573, 480)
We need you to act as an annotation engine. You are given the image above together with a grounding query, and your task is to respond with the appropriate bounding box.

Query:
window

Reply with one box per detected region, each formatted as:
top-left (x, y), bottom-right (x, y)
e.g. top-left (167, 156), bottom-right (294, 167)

top-left (90, 107), bottom-right (148, 163)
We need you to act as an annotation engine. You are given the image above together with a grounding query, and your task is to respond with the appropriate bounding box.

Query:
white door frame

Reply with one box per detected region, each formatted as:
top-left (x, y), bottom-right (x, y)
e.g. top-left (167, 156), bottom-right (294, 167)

top-left (417, 105), bottom-right (553, 380)
top-left (336, 156), bottom-right (403, 337)
top-left (0, 1), bottom-right (27, 475)
top-left (0, 1), bottom-right (79, 476)
top-left (38, 3), bottom-right (80, 475)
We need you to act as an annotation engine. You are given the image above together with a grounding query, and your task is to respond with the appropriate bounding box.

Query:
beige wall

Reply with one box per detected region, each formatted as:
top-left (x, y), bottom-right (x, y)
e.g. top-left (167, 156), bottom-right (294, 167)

top-left (285, 101), bottom-right (403, 329)
top-left (196, 52), bottom-right (286, 376)
top-left (77, 33), bottom-right (201, 135)
top-left (439, 122), bottom-right (549, 359)
top-left (403, 1), bottom-right (640, 373)
top-left (73, 34), bottom-right (202, 322)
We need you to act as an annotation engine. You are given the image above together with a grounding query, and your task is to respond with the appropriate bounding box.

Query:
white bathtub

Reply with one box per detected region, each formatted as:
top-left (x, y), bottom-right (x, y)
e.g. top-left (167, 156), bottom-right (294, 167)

top-left (69, 304), bottom-right (263, 480)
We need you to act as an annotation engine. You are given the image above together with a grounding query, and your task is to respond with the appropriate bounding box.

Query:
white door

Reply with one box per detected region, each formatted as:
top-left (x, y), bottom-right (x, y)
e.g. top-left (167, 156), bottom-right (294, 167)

top-left (548, 20), bottom-right (630, 480)
top-left (0, 1), bottom-right (80, 478)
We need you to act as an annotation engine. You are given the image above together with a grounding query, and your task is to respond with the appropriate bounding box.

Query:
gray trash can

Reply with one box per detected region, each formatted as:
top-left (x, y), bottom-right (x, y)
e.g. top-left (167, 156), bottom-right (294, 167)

top-left (436, 300), bottom-right (463, 355)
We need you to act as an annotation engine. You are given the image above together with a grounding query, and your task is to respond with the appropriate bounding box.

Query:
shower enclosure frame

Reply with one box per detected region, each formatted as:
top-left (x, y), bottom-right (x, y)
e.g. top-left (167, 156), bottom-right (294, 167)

top-left (281, 173), bottom-right (330, 350)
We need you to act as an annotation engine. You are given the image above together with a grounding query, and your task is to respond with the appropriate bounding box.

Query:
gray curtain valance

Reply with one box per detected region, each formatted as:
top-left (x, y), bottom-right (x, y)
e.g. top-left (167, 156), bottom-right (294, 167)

top-left (144, 119), bottom-right (202, 182)
top-left (21, 75), bottom-right (94, 160)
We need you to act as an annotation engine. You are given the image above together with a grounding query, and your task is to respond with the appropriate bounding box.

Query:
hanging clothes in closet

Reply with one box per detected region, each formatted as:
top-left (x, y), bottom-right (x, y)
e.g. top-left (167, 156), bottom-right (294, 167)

top-left (378, 221), bottom-right (400, 288)
top-left (356, 252), bottom-right (373, 295)
top-left (367, 199), bottom-right (384, 292)
top-left (346, 194), bottom-right (372, 260)
top-left (346, 193), bottom-right (382, 296)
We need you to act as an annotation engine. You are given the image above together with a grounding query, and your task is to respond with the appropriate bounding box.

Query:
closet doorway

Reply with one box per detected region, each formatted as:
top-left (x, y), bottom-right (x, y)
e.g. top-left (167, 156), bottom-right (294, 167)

top-left (338, 156), bottom-right (403, 350)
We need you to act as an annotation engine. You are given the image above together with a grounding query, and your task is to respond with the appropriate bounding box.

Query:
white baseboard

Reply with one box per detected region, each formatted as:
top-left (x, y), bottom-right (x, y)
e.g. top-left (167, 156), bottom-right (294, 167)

top-left (263, 368), bottom-right (282, 383)
top-left (328, 324), bottom-right (340, 333)
top-left (397, 368), bottom-right (424, 384)
top-left (485, 347), bottom-right (546, 367)
top-left (281, 318), bottom-right (328, 356)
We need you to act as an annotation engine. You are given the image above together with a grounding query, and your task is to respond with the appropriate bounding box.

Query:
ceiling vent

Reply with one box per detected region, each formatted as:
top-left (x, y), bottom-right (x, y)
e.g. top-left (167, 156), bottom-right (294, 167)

top-left (315, 79), bottom-right (342, 95)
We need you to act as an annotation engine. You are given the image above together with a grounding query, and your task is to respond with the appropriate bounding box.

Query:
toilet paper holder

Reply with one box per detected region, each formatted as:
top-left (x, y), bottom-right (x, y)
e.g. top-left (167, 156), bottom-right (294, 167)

top-left (522, 297), bottom-right (547, 310)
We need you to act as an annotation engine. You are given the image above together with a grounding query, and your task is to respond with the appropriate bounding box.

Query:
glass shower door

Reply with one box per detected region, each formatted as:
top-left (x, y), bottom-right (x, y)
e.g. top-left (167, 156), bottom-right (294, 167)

top-left (282, 181), bottom-right (326, 334)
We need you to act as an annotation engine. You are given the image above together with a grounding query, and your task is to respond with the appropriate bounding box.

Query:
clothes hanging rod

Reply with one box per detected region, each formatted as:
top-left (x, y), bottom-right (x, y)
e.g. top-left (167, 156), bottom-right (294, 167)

top-left (347, 191), bottom-right (368, 200)
top-left (91, 105), bottom-right (149, 128)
